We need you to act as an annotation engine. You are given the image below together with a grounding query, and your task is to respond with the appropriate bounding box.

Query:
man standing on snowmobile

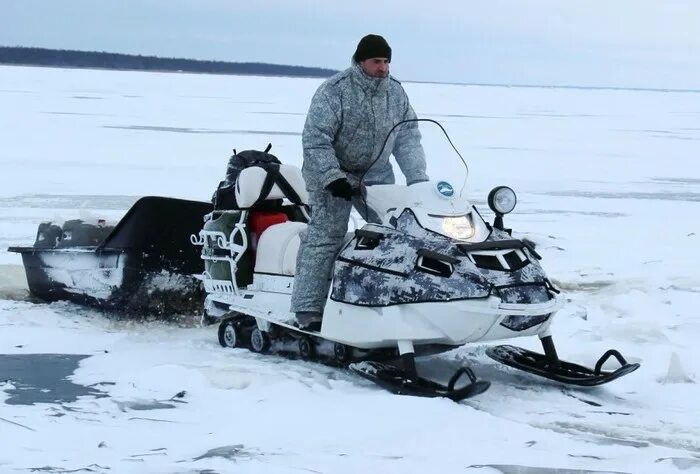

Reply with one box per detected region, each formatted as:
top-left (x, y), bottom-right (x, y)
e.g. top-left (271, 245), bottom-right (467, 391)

top-left (291, 34), bottom-right (428, 330)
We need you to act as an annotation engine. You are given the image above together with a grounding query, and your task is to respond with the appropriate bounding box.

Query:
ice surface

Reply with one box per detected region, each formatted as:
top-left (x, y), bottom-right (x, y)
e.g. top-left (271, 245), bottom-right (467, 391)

top-left (1, 65), bottom-right (699, 473)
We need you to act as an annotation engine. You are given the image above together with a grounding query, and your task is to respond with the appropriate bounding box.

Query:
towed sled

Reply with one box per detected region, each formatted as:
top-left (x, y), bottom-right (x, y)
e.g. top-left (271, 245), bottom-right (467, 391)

top-left (193, 120), bottom-right (639, 401)
top-left (9, 197), bottom-right (211, 316)
top-left (7, 147), bottom-right (287, 316)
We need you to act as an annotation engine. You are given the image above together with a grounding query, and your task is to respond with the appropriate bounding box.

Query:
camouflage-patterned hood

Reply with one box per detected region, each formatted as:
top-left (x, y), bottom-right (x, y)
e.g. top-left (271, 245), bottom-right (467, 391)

top-left (331, 210), bottom-right (553, 307)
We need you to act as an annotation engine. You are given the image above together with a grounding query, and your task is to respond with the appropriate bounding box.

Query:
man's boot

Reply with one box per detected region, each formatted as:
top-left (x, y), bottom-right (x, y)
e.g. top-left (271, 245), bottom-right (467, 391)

top-left (296, 311), bottom-right (322, 332)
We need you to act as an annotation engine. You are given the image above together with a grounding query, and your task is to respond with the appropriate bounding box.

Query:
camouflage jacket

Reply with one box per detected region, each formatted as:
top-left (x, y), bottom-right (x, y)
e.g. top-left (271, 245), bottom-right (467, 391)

top-left (301, 64), bottom-right (428, 192)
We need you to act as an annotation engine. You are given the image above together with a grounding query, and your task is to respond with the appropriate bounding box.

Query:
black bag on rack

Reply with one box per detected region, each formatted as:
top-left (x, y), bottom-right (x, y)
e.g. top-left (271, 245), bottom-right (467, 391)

top-left (212, 144), bottom-right (281, 209)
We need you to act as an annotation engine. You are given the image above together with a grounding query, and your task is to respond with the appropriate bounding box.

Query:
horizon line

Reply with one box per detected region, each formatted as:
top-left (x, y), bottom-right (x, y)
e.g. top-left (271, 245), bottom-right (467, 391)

top-left (3, 45), bottom-right (699, 95)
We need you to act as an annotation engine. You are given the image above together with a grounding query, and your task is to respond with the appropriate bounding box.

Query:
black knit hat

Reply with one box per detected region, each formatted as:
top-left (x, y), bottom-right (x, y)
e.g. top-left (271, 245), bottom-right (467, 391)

top-left (353, 34), bottom-right (392, 63)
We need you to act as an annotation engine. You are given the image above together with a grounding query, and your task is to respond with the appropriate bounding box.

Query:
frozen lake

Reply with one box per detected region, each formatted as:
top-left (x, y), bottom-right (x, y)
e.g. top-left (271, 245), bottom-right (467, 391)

top-left (0, 65), bottom-right (699, 473)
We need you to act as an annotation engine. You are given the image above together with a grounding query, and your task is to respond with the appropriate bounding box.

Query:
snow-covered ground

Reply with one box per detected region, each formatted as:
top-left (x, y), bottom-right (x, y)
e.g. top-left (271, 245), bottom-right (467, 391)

top-left (1, 65), bottom-right (699, 473)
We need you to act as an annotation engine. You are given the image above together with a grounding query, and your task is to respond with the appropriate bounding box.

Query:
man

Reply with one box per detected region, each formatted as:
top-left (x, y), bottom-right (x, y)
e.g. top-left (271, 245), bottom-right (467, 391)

top-left (291, 34), bottom-right (428, 330)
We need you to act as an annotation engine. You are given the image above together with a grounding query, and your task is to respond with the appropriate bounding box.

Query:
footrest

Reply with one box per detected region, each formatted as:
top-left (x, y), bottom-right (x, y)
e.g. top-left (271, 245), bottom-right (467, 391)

top-left (349, 361), bottom-right (490, 401)
top-left (486, 344), bottom-right (640, 386)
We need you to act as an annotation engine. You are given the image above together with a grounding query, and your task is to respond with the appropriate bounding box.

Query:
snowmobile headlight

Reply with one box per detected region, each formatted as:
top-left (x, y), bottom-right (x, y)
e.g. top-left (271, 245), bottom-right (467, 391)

top-left (441, 216), bottom-right (474, 240)
top-left (488, 186), bottom-right (517, 215)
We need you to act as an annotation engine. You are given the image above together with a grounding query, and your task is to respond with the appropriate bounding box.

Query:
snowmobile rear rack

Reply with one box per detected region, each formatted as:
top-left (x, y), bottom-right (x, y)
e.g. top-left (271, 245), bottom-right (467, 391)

top-left (486, 336), bottom-right (640, 386)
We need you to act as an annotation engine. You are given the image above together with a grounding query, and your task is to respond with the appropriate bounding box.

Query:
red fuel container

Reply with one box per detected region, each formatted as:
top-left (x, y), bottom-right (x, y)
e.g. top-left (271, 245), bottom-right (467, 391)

top-left (248, 211), bottom-right (288, 249)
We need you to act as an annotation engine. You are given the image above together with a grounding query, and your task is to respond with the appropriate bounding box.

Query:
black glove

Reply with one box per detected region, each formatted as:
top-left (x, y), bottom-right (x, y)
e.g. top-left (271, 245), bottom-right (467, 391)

top-left (325, 178), bottom-right (353, 201)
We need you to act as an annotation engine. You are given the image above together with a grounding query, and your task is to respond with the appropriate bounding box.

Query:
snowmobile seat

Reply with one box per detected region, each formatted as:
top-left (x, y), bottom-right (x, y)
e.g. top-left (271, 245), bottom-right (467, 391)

top-left (254, 221), bottom-right (307, 275)
top-left (254, 225), bottom-right (354, 276)
top-left (235, 164), bottom-right (308, 210)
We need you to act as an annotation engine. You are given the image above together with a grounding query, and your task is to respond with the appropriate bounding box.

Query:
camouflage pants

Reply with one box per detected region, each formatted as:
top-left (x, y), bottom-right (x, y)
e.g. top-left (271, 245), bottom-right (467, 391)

top-left (290, 191), bottom-right (358, 313)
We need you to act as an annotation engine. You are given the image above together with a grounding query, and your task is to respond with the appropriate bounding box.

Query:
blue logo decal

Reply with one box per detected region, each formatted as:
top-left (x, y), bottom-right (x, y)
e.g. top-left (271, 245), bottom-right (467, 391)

top-left (436, 181), bottom-right (454, 198)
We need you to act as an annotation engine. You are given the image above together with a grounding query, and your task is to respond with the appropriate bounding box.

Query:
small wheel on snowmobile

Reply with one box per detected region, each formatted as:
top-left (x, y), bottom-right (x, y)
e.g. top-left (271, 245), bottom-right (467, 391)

top-left (298, 336), bottom-right (316, 360)
top-left (249, 327), bottom-right (270, 353)
top-left (333, 342), bottom-right (352, 362)
top-left (218, 319), bottom-right (240, 348)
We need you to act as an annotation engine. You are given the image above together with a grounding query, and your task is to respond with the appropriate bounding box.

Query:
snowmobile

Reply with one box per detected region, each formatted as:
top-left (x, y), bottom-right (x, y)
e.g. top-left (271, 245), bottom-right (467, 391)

top-left (192, 120), bottom-right (639, 401)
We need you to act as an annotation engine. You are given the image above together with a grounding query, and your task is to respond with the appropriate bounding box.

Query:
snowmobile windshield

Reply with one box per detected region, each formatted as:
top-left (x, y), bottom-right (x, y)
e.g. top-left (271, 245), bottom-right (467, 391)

top-left (359, 118), bottom-right (468, 191)
top-left (357, 119), bottom-right (481, 239)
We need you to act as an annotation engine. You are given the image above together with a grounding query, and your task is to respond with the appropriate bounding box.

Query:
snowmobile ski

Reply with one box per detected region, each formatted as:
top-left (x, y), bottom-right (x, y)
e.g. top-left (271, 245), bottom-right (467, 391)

top-left (349, 360), bottom-right (491, 401)
top-left (485, 344), bottom-right (640, 386)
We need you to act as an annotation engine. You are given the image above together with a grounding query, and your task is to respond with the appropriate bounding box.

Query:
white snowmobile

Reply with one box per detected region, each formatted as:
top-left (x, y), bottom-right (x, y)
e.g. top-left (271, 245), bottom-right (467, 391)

top-left (191, 120), bottom-right (639, 401)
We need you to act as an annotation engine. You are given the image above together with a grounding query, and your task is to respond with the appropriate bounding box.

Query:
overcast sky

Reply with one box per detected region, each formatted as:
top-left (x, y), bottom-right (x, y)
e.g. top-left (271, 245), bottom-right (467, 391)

top-left (2, 0), bottom-right (699, 89)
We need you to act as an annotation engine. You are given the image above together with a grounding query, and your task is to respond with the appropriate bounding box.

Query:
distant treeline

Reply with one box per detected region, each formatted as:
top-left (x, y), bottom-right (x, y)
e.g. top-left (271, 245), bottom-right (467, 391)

top-left (0, 46), bottom-right (338, 78)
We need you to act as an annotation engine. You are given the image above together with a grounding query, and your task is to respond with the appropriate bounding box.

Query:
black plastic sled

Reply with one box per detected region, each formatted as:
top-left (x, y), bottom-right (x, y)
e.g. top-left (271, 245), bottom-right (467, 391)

top-left (9, 196), bottom-right (212, 316)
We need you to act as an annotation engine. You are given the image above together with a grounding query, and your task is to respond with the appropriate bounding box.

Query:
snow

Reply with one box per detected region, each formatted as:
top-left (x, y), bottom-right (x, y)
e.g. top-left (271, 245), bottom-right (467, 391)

top-left (1, 65), bottom-right (700, 473)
